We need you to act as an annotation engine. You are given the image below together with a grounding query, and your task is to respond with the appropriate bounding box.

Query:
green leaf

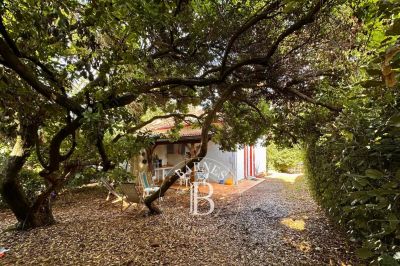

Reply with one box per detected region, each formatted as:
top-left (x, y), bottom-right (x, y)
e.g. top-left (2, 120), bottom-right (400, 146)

top-left (356, 247), bottom-right (374, 259)
top-left (395, 169), bottom-right (400, 180)
top-left (388, 114), bottom-right (400, 127)
top-left (359, 79), bottom-right (384, 88)
top-left (378, 254), bottom-right (400, 266)
top-left (388, 213), bottom-right (399, 229)
top-left (341, 130), bottom-right (353, 141)
top-left (354, 176), bottom-right (369, 187)
top-left (386, 18), bottom-right (400, 36)
top-left (365, 169), bottom-right (384, 179)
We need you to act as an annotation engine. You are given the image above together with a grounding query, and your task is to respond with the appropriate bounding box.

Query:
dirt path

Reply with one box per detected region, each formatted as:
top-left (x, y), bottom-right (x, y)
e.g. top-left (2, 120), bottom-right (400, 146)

top-left (224, 177), bottom-right (357, 265)
top-left (0, 177), bottom-right (357, 265)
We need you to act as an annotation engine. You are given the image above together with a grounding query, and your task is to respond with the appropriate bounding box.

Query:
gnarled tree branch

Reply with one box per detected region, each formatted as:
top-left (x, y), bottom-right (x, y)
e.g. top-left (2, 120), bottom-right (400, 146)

top-left (221, 0), bottom-right (328, 79)
top-left (220, 1), bottom-right (281, 73)
top-left (0, 38), bottom-right (84, 114)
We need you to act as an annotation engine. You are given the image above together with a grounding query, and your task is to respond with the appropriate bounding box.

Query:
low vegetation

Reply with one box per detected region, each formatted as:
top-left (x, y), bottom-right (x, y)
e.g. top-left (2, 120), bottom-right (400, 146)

top-left (267, 143), bottom-right (303, 173)
top-left (305, 108), bottom-right (400, 264)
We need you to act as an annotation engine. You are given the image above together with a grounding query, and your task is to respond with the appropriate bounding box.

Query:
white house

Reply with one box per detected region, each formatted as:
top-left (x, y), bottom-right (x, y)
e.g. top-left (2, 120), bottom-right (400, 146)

top-left (131, 111), bottom-right (267, 185)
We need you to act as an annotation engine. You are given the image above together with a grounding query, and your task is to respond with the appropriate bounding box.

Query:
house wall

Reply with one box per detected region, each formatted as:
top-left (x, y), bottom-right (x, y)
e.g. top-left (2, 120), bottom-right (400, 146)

top-left (254, 141), bottom-right (267, 176)
top-left (204, 141), bottom-right (235, 169)
top-left (235, 146), bottom-right (245, 181)
top-left (235, 140), bottom-right (267, 179)
top-left (202, 141), bottom-right (238, 183)
top-left (153, 144), bottom-right (186, 166)
top-left (151, 141), bottom-right (237, 181)
top-left (168, 153), bottom-right (185, 166)
top-left (153, 145), bottom-right (168, 165)
top-left (144, 139), bottom-right (266, 182)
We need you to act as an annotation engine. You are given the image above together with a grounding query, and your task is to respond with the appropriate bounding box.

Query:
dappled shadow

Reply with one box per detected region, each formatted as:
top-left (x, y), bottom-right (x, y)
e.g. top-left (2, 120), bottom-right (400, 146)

top-left (265, 172), bottom-right (304, 184)
top-left (0, 180), bottom-right (357, 265)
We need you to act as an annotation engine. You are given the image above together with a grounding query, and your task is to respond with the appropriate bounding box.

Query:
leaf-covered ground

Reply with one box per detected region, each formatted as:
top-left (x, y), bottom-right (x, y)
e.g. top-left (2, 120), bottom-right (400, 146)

top-left (0, 176), bottom-right (358, 265)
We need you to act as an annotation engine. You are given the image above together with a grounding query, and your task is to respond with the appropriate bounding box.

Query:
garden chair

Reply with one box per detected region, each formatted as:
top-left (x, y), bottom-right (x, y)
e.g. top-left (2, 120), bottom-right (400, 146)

top-left (139, 172), bottom-right (160, 198)
top-left (119, 182), bottom-right (144, 212)
top-left (195, 170), bottom-right (209, 185)
top-left (100, 177), bottom-right (123, 203)
top-left (175, 169), bottom-right (190, 187)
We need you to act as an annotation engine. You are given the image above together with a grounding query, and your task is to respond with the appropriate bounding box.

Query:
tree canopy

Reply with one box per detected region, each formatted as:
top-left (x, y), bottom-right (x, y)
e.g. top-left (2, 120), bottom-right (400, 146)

top-left (0, 0), bottom-right (399, 263)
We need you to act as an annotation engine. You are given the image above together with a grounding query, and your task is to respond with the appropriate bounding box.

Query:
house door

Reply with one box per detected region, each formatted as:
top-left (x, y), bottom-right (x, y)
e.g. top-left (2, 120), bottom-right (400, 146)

top-left (244, 145), bottom-right (255, 177)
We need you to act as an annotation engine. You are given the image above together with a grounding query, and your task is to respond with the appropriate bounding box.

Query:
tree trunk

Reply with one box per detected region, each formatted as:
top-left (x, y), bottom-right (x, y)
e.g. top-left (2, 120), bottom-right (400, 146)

top-left (0, 124), bottom-right (55, 229)
top-left (1, 159), bottom-right (56, 229)
top-left (1, 155), bottom-right (31, 225)
top-left (23, 191), bottom-right (55, 229)
top-left (144, 156), bottom-right (206, 214)
top-left (145, 146), bottom-right (154, 174)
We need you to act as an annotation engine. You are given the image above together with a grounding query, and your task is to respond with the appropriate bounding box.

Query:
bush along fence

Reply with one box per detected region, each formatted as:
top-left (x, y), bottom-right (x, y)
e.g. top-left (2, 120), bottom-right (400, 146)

top-left (304, 110), bottom-right (400, 265)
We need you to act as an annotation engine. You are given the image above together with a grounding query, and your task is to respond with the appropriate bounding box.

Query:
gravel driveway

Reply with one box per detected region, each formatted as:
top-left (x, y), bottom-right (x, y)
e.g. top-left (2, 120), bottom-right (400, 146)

top-left (0, 177), bottom-right (357, 265)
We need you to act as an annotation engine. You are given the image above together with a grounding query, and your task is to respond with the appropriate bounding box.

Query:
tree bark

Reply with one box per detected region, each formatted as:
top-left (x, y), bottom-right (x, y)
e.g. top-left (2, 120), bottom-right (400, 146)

top-left (22, 195), bottom-right (55, 229)
top-left (1, 149), bottom-right (31, 223)
top-left (0, 124), bottom-right (56, 229)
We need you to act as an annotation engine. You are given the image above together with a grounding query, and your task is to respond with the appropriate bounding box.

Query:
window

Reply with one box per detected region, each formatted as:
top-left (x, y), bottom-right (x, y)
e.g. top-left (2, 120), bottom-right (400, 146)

top-left (167, 144), bottom-right (186, 155)
top-left (167, 144), bottom-right (174, 154)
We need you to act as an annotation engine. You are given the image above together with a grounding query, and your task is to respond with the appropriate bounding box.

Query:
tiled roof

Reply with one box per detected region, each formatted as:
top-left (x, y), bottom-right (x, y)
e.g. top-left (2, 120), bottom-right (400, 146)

top-left (151, 124), bottom-right (202, 137)
top-left (143, 107), bottom-right (204, 137)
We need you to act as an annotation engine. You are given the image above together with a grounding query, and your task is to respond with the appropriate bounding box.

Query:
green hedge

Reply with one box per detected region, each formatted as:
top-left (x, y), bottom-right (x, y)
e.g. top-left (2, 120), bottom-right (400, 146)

top-left (305, 112), bottom-right (400, 264)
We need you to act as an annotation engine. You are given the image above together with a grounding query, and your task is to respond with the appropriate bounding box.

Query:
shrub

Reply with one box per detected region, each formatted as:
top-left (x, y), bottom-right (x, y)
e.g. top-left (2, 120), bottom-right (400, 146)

top-left (19, 169), bottom-right (46, 202)
top-left (67, 166), bottom-right (135, 188)
top-left (107, 167), bottom-right (135, 182)
top-left (305, 111), bottom-right (400, 264)
top-left (267, 143), bottom-right (303, 173)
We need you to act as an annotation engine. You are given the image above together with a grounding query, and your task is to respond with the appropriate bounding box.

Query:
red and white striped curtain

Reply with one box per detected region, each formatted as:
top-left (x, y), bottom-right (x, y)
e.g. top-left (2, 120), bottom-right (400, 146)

top-left (244, 145), bottom-right (255, 177)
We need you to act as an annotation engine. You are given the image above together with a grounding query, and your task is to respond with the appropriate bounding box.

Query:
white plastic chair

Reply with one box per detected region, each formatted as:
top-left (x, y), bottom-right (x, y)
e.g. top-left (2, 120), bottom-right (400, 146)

top-left (195, 170), bottom-right (209, 185)
top-left (175, 169), bottom-right (190, 187)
